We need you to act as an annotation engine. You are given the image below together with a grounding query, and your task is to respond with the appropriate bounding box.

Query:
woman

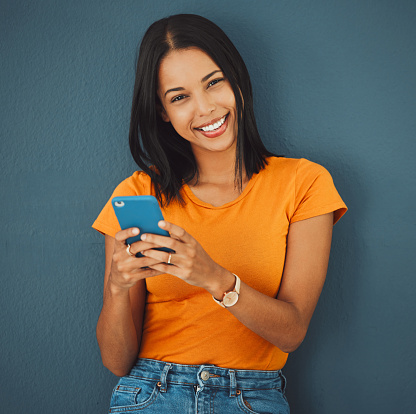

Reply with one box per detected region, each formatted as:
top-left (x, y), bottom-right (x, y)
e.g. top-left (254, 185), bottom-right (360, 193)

top-left (93, 14), bottom-right (347, 413)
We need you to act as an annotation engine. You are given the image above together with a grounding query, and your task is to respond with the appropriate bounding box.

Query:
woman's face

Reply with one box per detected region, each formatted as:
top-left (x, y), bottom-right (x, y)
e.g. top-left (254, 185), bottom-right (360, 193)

top-left (157, 48), bottom-right (237, 157)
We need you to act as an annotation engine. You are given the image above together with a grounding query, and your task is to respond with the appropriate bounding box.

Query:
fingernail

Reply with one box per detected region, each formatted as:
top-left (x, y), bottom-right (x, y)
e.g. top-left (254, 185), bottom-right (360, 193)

top-left (132, 228), bottom-right (139, 235)
top-left (141, 234), bottom-right (146, 240)
top-left (159, 221), bottom-right (166, 228)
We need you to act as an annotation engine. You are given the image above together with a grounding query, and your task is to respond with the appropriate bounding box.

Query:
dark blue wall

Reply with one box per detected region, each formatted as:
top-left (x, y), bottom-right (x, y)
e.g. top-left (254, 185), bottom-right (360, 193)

top-left (1, 1), bottom-right (415, 412)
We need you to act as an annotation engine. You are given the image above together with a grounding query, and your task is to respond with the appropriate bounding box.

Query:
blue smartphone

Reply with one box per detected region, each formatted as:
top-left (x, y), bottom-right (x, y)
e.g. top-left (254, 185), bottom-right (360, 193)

top-left (111, 195), bottom-right (173, 254)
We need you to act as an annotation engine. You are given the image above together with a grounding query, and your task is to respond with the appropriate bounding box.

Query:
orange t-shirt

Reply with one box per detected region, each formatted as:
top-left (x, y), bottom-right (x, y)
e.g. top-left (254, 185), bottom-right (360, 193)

top-left (92, 157), bottom-right (347, 370)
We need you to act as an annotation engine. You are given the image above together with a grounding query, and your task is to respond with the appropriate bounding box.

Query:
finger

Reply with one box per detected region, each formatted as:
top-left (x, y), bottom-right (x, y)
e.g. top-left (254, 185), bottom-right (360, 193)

top-left (140, 221), bottom-right (193, 251)
top-left (141, 248), bottom-right (179, 266)
top-left (140, 232), bottom-right (183, 253)
top-left (134, 267), bottom-right (163, 278)
top-left (147, 262), bottom-right (183, 279)
top-left (130, 268), bottom-right (160, 279)
top-left (129, 240), bottom-right (163, 256)
top-left (131, 260), bottom-right (165, 276)
top-left (158, 221), bottom-right (193, 243)
top-left (112, 265), bottom-right (163, 288)
top-left (115, 227), bottom-right (140, 243)
top-left (115, 254), bottom-right (166, 273)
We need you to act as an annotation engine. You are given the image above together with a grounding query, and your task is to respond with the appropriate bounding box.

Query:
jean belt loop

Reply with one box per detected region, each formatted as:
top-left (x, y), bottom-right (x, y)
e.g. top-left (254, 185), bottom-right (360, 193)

top-left (228, 369), bottom-right (237, 397)
top-left (279, 370), bottom-right (287, 394)
top-left (159, 363), bottom-right (172, 393)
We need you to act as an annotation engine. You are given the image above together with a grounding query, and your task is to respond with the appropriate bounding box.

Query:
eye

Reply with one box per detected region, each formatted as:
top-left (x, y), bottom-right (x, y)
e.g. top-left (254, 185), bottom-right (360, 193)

top-left (171, 94), bottom-right (186, 103)
top-left (207, 78), bottom-right (224, 88)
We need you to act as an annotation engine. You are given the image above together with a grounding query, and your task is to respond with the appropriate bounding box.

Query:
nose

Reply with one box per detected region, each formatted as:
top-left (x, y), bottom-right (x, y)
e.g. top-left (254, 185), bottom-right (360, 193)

top-left (194, 91), bottom-right (215, 116)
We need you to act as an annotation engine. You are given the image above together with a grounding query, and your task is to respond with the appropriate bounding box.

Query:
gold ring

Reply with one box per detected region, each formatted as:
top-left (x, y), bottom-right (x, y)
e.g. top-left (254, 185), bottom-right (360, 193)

top-left (167, 252), bottom-right (172, 264)
top-left (126, 244), bottom-right (134, 257)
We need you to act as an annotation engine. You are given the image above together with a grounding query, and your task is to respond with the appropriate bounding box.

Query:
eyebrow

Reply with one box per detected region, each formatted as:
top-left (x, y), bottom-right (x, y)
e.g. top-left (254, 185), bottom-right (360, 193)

top-left (164, 70), bottom-right (223, 97)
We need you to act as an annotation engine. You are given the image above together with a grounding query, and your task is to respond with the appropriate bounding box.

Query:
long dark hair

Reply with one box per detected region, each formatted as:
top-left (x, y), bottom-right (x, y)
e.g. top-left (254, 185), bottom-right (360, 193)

top-left (129, 14), bottom-right (275, 206)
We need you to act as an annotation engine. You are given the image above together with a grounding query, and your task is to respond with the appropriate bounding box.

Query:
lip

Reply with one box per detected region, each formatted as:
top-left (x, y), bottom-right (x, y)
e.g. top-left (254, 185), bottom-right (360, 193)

top-left (195, 113), bottom-right (229, 138)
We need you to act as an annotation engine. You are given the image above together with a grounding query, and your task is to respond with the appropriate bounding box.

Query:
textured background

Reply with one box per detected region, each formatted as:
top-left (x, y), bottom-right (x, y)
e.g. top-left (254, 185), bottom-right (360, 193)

top-left (1, 1), bottom-right (415, 413)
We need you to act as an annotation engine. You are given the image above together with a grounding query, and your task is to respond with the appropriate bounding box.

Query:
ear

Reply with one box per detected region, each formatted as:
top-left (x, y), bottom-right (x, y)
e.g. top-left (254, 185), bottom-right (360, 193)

top-left (157, 103), bottom-right (170, 123)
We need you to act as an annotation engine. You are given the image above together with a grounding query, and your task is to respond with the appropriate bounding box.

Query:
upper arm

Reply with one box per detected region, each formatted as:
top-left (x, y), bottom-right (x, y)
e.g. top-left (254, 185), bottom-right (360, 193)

top-left (277, 212), bottom-right (334, 333)
top-left (104, 235), bottom-right (147, 341)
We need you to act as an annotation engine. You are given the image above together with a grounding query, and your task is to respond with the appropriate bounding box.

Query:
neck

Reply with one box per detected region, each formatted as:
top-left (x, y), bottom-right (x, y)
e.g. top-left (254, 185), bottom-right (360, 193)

top-left (190, 147), bottom-right (245, 186)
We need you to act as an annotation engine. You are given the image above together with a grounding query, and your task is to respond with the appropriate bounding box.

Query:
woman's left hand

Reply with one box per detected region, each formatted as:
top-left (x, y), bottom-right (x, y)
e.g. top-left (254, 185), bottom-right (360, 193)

top-left (140, 221), bottom-right (234, 297)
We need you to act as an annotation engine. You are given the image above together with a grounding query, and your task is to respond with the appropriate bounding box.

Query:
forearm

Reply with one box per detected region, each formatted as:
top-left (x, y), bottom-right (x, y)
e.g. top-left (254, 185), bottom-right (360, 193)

top-left (96, 279), bottom-right (139, 376)
top-left (227, 280), bottom-right (307, 353)
top-left (209, 269), bottom-right (305, 353)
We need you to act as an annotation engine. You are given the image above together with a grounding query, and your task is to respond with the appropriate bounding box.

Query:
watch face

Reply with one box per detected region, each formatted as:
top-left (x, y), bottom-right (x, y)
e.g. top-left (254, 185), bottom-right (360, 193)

top-left (223, 292), bottom-right (238, 307)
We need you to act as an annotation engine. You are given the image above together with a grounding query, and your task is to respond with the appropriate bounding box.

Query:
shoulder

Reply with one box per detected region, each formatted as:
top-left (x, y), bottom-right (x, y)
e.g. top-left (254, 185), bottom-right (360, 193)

top-left (260, 157), bottom-right (340, 203)
top-left (252, 157), bottom-right (346, 224)
top-left (265, 156), bottom-right (327, 173)
top-left (111, 170), bottom-right (153, 196)
top-left (261, 157), bottom-right (330, 182)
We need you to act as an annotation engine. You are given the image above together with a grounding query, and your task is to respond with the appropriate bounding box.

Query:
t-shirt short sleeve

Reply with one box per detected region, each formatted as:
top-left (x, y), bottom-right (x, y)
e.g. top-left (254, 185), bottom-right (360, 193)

top-left (92, 171), bottom-right (152, 238)
top-left (290, 159), bottom-right (347, 225)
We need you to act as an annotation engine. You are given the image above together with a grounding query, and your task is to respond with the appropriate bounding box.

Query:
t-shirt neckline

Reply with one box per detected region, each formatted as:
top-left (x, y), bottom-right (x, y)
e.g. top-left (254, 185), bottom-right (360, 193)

top-left (181, 170), bottom-right (261, 209)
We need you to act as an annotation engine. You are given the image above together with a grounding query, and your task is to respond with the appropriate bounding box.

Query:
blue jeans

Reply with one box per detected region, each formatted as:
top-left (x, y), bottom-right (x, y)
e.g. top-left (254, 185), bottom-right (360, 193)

top-left (108, 358), bottom-right (290, 413)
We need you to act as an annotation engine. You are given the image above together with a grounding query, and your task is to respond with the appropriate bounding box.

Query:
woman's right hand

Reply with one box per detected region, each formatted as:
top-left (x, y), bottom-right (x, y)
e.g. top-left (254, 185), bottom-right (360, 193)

top-left (109, 227), bottom-right (165, 291)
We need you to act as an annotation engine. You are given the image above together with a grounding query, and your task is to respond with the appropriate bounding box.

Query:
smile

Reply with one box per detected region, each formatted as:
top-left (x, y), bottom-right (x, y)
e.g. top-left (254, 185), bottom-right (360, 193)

top-left (196, 114), bottom-right (228, 132)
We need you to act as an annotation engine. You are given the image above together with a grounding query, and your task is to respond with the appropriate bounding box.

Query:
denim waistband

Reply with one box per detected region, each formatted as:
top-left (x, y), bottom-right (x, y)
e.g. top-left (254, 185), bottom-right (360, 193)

top-left (129, 358), bottom-right (285, 396)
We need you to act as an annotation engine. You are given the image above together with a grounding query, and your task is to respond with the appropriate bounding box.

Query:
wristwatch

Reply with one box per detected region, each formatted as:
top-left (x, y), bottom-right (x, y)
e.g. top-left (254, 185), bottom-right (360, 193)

top-left (212, 273), bottom-right (241, 308)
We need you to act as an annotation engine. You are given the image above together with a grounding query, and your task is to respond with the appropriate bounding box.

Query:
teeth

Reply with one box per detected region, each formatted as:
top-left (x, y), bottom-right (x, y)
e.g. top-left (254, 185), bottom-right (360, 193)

top-left (199, 115), bottom-right (226, 132)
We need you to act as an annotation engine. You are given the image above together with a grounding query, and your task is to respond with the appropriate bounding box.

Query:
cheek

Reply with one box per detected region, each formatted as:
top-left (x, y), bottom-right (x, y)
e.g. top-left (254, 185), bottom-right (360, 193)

top-left (223, 90), bottom-right (237, 111)
top-left (166, 109), bottom-right (193, 134)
